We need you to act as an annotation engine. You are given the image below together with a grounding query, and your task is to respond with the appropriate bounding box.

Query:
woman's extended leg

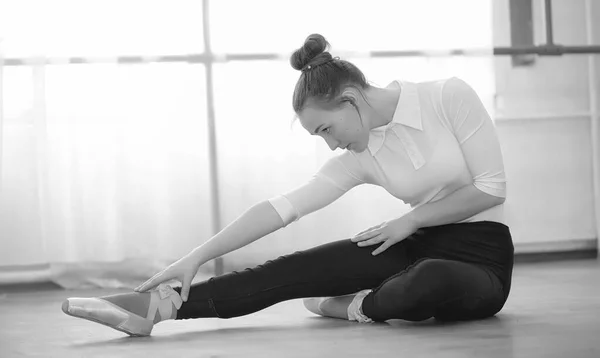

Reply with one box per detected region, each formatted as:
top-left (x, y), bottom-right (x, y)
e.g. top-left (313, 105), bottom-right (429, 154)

top-left (174, 238), bottom-right (414, 319)
top-left (62, 237), bottom-right (417, 334)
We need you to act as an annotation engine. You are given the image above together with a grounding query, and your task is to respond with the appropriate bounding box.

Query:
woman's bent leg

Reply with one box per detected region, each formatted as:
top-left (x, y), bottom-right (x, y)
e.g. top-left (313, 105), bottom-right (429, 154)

top-left (176, 238), bottom-right (414, 319)
top-left (361, 258), bottom-right (506, 322)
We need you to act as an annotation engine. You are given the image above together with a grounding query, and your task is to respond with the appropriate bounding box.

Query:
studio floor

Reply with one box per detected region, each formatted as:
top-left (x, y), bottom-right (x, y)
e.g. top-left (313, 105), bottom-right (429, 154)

top-left (1, 259), bottom-right (599, 358)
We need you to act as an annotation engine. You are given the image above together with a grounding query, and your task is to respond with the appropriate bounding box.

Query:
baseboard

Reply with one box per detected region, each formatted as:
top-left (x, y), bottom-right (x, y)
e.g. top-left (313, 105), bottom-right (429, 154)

top-left (514, 238), bottom-right (597, 254)
top-left (514, 238), bottom-right (598, 263)
top-left (0, 264), bottom-right (52, 285)
top-left (0, 281), bottom-right (63, 294)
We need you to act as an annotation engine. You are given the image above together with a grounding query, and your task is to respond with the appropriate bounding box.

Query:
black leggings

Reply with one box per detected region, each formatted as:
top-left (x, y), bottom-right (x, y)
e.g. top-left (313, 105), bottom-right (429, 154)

top-left (174, 221), bottom-right (514, 322)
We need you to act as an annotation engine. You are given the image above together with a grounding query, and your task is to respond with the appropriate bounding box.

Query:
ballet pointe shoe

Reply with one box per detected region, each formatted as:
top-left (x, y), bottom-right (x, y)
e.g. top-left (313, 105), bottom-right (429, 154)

top-left (304, 291), bottom-right (374, 323)
top-left (303, 297), bottom-right (329, 316)
top-left (62, 298), bottom-right (154, 336)
top-left (62, 284), bottom-right (183, 337)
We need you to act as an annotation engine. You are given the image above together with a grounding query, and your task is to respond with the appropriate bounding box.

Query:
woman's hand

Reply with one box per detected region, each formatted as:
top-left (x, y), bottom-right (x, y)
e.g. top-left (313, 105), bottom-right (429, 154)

top-left (351, 216), bottom-right (420, 256)
top-left (134, 250), bottom-right (206, 302)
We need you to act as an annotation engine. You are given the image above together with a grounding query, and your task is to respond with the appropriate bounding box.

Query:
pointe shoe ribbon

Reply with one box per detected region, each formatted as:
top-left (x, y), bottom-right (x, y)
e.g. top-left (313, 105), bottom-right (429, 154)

top-left (347, 289), bottom-right (374, 323)
top-left (146, 284), bottom-right (183, 322)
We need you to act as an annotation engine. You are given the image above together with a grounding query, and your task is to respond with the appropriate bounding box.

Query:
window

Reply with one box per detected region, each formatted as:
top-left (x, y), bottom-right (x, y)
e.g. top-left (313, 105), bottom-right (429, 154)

top-left (0, 0), bottom-right (204, 57)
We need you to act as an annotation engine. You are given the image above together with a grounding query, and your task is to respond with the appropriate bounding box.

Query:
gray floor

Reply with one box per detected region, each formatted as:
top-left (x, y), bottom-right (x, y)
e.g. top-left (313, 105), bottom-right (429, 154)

top-left (1, 259), bottom-right (599, 358)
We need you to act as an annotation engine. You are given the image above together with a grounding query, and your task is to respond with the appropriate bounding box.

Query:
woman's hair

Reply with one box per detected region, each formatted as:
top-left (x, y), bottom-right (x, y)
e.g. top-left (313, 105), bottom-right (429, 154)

top-left (290, 34), bottom-right (369, 113)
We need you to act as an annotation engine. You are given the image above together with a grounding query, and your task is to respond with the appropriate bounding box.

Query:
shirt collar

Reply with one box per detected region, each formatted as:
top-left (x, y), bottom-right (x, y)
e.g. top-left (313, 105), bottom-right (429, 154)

top-left (367, 80), bottom-right (423, 155)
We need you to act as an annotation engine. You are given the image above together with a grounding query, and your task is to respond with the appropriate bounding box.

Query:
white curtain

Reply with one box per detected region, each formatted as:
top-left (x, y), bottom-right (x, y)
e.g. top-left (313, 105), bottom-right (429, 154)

top-left (0, 0), bottom-right (495, 288)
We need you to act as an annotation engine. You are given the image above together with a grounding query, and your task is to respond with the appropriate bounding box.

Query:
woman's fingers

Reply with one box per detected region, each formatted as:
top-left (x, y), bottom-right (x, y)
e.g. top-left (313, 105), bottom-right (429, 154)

top-left (135, 270), bottom-right (171, 292)
top-left (352, 223), bottom-right (387, 242)
top-left (356, 234), bottom-right (384, 246)
top-left (371, 241), bottom-right (392, 256)
top-left (180, 275), bottom-right (193, 302)
top-left (134, 273), bottom-right (156, 292)
top-left (354, 227), bottom-right (373, 237)
top-left (352, 229), bottom-right (380, 242)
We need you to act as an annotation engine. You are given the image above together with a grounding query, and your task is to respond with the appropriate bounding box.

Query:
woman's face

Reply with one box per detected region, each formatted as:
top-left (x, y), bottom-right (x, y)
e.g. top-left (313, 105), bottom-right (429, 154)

top-left (298, 100), bottom-right (371, 153)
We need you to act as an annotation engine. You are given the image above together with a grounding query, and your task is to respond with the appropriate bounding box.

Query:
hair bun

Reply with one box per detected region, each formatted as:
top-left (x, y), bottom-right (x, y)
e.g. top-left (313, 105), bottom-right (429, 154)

top-left (290, 34), bottom-right (331, 71)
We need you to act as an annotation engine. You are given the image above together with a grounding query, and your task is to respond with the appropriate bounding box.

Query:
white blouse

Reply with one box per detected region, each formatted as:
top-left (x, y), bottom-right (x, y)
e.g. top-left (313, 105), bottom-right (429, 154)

top-left (269, 77), bottom-right (506, 227)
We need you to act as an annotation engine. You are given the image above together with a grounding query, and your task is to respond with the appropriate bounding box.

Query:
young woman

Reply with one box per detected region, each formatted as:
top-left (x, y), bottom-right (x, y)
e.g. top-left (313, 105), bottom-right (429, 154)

top-left (62, 34), bottom-right (513, 336)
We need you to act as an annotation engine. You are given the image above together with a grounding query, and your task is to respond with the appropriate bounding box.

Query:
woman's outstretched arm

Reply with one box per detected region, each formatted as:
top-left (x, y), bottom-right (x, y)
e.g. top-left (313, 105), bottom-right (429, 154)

top-left (193, 200), bottom-right (285, 264)
top-left (135, 165), bottom-right (359, 300)
top-left (134, 200), bottom-right (285, 300)
top-left (196, 160), bottom-right (363, 263)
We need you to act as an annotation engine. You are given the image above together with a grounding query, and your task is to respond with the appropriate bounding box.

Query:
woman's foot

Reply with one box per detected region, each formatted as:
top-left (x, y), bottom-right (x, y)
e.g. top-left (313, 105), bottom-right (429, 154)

top-left (303, 290), bottom-right (374, 323)
top-left (61, 284), bottom-right (183, 336)
top-left (303, 294), bottom-right (355, 320)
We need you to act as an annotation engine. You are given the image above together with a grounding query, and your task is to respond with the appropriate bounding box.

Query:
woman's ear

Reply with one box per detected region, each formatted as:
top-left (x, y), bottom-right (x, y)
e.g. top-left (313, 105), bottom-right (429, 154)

top-left (341, 88), bottom-right (366, 127)
top-left (340, 89), bottom-right (358, 106)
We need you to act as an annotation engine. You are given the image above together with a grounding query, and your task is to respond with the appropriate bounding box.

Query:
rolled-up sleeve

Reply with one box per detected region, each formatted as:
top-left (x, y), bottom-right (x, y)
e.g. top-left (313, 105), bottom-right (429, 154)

top-left (268, 153), bottom-right (365, 226)
top-left (441, 77), bottom-right (507, 198)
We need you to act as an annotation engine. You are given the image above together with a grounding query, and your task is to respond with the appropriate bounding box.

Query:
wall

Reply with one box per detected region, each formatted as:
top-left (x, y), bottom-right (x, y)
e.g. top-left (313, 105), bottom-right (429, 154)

top-left (492, 0), bottom-right (599, 252)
